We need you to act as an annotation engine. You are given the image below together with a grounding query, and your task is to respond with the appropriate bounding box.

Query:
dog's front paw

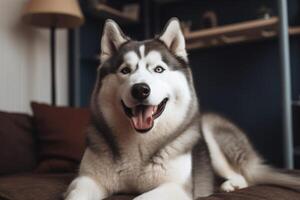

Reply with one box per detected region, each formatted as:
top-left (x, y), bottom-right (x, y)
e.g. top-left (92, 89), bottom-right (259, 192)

top-left (220, 175), bottom-right (248, 192)
top-left (133, 192), bottom-right (164, 200)
top-left (133, 195), bottom-right (147, 200)
top-left (134, 194), bottom-right (190, 200)
top-left (64, 189), bottom-right (86, 200)
top-left (133, 194), bottom-right (167, 200)
top-left (64, 176), bottom-right (108, 200)
top-left (133, 190), bottom-right (191, 200)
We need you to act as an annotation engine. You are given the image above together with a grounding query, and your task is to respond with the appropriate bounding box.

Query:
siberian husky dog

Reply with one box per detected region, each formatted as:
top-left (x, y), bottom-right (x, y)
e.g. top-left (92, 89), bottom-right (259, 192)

top-left (65, 18), bottom-right (300, 200)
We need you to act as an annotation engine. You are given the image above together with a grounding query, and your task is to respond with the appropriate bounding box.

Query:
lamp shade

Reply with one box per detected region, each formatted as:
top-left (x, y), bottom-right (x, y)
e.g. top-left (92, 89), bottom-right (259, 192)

top-left (22, 0), bottom-right (84, 28)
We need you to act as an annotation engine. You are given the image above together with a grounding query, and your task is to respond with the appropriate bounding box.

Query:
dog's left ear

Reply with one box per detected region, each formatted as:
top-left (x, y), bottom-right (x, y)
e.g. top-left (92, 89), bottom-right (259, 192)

top-left (100, 19), bottom-right (129, 62)
top-left (159, 18), bottom-right (187, 61)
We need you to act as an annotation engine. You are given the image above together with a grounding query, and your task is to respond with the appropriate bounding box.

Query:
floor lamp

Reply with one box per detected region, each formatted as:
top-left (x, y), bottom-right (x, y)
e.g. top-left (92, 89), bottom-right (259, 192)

top-left (22, 0), bottom-right (84, 106)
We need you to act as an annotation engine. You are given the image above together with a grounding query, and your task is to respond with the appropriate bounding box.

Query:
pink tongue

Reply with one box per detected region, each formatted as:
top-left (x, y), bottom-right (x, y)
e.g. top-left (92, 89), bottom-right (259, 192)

top-left (131, 106), bottom-right (155, 131)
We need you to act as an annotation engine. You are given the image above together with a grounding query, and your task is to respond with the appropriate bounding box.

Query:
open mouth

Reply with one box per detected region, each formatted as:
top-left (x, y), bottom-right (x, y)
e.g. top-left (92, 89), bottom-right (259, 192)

top-left (121, 98), bottom-right (169, 133)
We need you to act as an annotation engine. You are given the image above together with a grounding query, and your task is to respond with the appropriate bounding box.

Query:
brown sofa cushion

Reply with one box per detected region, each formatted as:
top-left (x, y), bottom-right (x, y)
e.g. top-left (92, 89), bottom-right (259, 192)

top-left (0, 111), bottom-right (36, 175)
top-left (105, 196), bottom-right (134, 200)
top-left (0, 173), bottom-right (299, 200)
top-left (197, 185), bottom-right (300, 200)
top-left (110, 186), bottom-right (300, 200)
top-left (0, 173), bottom-right (74, 200)
top-left (0, 173), bottom-right (133, 200)
top-left (31, 102), bottom-right (90, 173)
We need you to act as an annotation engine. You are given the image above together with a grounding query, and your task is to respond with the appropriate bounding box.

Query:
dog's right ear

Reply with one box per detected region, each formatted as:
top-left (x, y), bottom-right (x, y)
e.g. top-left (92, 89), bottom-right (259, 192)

top-left (100, 19), bottom-right (129, 62)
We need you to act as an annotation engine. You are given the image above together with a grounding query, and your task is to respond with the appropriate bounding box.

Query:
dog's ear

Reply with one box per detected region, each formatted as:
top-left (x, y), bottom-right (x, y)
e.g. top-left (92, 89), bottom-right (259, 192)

top-left (159, 18), bottom-right (187, 61)
top-left (100, 19), bottom-right (129, 62)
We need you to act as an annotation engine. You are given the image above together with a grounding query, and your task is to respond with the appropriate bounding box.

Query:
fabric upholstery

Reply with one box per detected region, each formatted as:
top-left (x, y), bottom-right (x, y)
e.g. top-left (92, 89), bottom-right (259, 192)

top-left (0, 173), bottom-right (299, 200)
top-left (31, 102), bottom-right (91, 173)
top-left (0, 173), bottom-right (73, 200)
top-left (0, 111), bottom-right (36, 174)
top-left (197, 185), bottom-right (300, 200)
top-left (105, 196), bottom-right (134, 200)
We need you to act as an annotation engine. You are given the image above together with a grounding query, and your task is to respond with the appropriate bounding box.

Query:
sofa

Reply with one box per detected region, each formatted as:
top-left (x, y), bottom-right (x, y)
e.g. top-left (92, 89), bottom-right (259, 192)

top-left (0, 103), bottom-right (299, 200)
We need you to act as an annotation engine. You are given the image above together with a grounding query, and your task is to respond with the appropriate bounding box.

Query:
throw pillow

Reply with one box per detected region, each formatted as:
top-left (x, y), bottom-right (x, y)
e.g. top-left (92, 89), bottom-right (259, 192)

top-left (31, 102), bottom-right (90, 173)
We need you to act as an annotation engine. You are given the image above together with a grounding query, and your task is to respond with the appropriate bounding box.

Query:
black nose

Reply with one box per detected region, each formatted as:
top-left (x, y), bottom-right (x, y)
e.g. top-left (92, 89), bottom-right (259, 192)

top-left (131, 83), bottom-right (151, 101)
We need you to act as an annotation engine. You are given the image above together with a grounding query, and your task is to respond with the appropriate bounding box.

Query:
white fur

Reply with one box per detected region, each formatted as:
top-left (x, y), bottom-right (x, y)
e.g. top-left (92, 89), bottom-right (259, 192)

top-left (123, 51), bottom-right (139, 67)
top-left (133, 183), bottom-right (191, 200)
top-left (139, 45), bottom-right (145, 58)
top-left (145, 51), bottom-right (162, 66)
top-left (120, 49), bottom-right (171, 107)
top-left (101, 47), bottom-right (193, 139)
top-left (202, 123), bottom-right (248, 192)
top-left (100, 48), bottom-right (187, 139)
top-left (167, 154), bottom-right (192, 184)
top-left (119, 49), bottom-right (192, 129)
top-left (65, 176), bottom-right (107, 200)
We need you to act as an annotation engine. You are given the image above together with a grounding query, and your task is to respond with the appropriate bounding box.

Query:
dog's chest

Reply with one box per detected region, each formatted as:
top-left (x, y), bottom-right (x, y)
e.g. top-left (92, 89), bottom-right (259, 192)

top-left (115, 150), bottom-right (192, 193)
top-left (114, 152), bottom-right (164, 192)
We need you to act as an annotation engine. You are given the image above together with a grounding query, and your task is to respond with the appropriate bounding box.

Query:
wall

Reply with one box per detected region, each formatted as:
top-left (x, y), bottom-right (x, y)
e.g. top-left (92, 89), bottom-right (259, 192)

top-left (0, 0), bottom-right (68, 113)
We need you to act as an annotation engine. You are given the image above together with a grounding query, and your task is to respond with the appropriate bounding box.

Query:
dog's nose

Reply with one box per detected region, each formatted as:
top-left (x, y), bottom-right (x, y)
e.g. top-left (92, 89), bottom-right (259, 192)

top-left (131, 83), bottom-right (151, 101)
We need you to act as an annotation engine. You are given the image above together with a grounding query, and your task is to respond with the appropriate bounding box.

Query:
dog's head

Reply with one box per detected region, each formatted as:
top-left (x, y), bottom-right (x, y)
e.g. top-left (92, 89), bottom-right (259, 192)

top-left (93, 18), bottom-right (197, 134)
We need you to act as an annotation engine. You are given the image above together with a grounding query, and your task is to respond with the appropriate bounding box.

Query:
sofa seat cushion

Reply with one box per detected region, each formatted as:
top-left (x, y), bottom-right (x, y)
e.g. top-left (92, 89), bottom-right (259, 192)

top-left (110, 186), bottom-right (300, 200)
top-left (0, 173), bottom-right (74, 200)
top-left (0, 173), bottom-right (135, 200)
top-left (108, 186), bottom-right (300, 200)
top-left (197, 185), bottom-right (300, 200)
top-left (0, 173), bottom-right (299, 200)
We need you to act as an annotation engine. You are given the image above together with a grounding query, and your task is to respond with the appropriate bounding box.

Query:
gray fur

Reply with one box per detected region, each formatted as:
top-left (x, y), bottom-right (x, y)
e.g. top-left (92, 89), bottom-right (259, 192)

top-left (90, 74), bottom-right (121, 159)
top-left (202, 113), bottom-right (300, 192)
top-left (192, 138), bottom-right (214, 197)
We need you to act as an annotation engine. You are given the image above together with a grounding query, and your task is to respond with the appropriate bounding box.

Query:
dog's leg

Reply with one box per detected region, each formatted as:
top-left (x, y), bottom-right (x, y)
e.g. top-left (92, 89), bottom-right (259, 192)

top-left (202, 118), bottom-right (248, 192)
top-left (65, 176), bottom-right (108, 200)
top-left (192, 139), bottom-right (214, 197)
top-left (133, 183), bottom-right (191, 200)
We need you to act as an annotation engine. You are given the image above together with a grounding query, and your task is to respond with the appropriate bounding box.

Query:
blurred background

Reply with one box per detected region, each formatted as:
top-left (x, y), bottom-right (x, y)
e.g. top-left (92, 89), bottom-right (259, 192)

top-left (0, 0), bottom-right (299, 173)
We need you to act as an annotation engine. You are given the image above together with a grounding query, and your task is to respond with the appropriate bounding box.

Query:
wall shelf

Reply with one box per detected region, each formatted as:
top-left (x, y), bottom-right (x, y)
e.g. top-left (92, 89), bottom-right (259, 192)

top-left (91, 3), bottom-right (139, 24)
top-left (185, 17), bottom-right (300, 50)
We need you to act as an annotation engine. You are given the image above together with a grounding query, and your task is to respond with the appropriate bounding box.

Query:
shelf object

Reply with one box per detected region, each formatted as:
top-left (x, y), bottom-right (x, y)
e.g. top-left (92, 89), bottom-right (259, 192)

top-left (184, 17), bottom-right (300, 50)
top-left (91, 3), bottom-right (139, 24)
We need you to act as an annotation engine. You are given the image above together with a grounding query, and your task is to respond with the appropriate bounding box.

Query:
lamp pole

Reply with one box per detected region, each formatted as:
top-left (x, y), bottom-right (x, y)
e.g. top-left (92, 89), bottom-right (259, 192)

top-left (50, 26), bottom-right (56, 106)
top-left (21, 0), bottom-right (84, 106)
top-left (277, 0), bottom-right (294, 169)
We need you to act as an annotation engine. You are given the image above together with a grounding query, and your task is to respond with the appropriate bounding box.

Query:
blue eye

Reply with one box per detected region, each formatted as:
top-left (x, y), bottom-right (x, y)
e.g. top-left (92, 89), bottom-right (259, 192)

top-left (154, 66), bottom-right (165, 73)
top-left (120, 67), bottom-right (131, 74)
